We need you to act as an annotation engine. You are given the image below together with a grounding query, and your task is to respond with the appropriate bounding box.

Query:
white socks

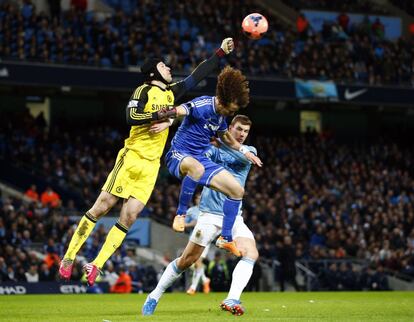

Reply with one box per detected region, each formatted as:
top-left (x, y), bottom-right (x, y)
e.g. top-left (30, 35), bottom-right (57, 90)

top-left (150, 259), bottom-right (183, 301)
top-left (149, 257), bottom-right (255, 302)
top-left (200, 268), bottom-right (208, 283)
top-left (226, 257), bottom-right (255, 301)
top-left (190, 267), bottom-right (207, 290)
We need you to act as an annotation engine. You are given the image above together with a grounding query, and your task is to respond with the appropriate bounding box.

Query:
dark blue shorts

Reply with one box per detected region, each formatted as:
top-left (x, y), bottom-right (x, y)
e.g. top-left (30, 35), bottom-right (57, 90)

top-left (165, 148), bottom-right (224, 186)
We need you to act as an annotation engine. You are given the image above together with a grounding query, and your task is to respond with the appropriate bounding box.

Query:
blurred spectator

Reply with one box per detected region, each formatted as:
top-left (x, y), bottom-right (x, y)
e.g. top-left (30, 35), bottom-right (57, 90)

top-left (71, 0), bottom-right (87, 12)
top-left (44, 252), bottom-right (60, 270)
top-left (337, 262), bottom-right (358, 290)
top-left (296, 13), bottom-right (309, 39)
top-left (142, 265), bottom-right (158, 292)
top-left (40, 186), bottom-right (61, 208)
top-left (25, 184), bottom-right (39, 202)
top-left (323, 263), bottom-right (340, 290)
top-left (25, 264), bottom-right (39, 282)
top-left (310, 226), bottom-right (326, 247)
top-left (259, 241), bottom-right (277, 261)
top-left (35, 112), bottom-right (47, 131)
top-left (110, 266), bottom-right (132, 293)
top-left (369, 265), bottom-right (390, 290)
top-left (39, 262), bottom-right (55, 281)
top-left (103, 262), bottom-right (119, 287)
top-left (123, 249), bottom-right (138, 267)
top-left (208, 251), bottom-right (230, 292)
top-left (0, 257), bottom-right (8, 281)
top-left (0, 220), bottom-right (5, 239)
top-left (337, 12), bottom-right (350, 33)
top-left (371, 18), bottom-right (385, 39)
top-left (277, 236), bottom-right (299, 291)
top-left (400, 259), bottom-right (414, 278)
top-left (21, 0), bottom-right (35, 19)
top-left (128, 264), bottom-right (144, 293)
top-left (48, 0), bottom-right (61, 20)
top-left (409, 23), bottom-right (414, 36)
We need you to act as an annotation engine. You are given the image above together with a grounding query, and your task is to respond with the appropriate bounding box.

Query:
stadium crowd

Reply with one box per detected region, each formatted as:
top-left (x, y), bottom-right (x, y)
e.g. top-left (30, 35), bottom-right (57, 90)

top-left (0, 195), bottom-right (160, 292)
top-left (283, 0), bottom-right (389, 15)
top-left (1, 108), bottom-right (414, 291)
top-left (1, 0), bottom-right (414, 85)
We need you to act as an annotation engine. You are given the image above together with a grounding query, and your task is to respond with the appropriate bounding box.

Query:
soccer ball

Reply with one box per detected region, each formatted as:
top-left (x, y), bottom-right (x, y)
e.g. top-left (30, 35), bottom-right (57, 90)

top-left (242, 13), bottom-right (268, 40)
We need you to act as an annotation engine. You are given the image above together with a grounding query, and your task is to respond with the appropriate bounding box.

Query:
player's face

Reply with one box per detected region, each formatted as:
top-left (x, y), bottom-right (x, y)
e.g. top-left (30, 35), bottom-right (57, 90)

top-left (156, 62), bottom-right (172, 83)
top-left (229, 122), bottom-right (251, 144)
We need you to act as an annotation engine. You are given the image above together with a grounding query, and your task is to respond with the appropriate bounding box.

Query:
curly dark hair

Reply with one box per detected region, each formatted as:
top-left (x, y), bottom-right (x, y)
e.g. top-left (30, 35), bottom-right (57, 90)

top-left (216, 66), bottom-right (250, 109)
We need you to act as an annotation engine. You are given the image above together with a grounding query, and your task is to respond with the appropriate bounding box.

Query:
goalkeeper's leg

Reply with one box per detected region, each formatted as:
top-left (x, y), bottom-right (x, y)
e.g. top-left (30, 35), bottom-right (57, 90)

top-left (59, 191), bottom-right (118, 279)
top-left (84, 197), bottom-right (144, 286)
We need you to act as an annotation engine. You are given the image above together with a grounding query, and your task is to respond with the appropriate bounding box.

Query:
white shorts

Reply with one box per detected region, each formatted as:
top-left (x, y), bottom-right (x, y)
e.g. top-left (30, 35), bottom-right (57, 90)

top-left (200, 243), bottom-right (211, 259)
top-left (189, 231), bottom-right (211, 259)
top-left (190, 212), bottom-right (254, 249)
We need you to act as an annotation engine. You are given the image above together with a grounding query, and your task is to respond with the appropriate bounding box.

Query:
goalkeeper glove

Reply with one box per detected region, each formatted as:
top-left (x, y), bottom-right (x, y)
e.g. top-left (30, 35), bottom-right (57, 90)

top-left (216, 37), bottom-right (234, 57)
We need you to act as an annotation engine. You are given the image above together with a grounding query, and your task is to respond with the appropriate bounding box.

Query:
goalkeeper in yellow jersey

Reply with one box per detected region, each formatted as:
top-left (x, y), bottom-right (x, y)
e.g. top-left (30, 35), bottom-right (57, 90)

top-left (59, 38), bottom-right (235, 286)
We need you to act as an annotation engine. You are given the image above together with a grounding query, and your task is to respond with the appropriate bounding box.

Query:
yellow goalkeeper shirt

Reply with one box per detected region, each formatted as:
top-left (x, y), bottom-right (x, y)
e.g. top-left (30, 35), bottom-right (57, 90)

top-left (124, 84), bottom-right (175, 161)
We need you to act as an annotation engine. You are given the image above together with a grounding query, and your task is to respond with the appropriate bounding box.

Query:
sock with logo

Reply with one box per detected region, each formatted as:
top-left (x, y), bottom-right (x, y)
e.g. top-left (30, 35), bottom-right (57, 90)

top-left (221, 197), bottom-right (241, 241)
top-left (92, 222), bottom-right (128, 269)
top-left (177, 175), bottom-right (199, 215)
top-left (64, 212), bottom-right (97, 260)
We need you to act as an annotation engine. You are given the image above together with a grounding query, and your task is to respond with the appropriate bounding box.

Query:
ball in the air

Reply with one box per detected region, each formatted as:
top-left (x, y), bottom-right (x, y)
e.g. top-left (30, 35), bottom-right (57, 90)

top-left (242, 13), bottom-right (268, 39)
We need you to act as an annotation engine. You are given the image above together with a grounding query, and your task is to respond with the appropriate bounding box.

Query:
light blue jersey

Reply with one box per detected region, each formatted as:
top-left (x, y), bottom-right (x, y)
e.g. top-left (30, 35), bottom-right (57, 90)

top-left (186, 205), bottom-right (201, 224)
top-left (171, 96), bottom-right (227, 155)
top-left (199, 144), bottom-right (257, 216)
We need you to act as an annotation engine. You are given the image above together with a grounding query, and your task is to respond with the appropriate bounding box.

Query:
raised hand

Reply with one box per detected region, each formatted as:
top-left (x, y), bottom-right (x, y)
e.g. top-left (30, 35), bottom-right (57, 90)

top-left (221, 38), bottom-right (234, 55)
top-left (244, 151), bottom-right (263, 167)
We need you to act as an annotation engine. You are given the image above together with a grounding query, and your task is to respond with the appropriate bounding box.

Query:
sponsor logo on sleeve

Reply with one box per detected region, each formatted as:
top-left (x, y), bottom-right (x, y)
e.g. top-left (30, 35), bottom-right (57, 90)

top-left (127, 100), bottom-right (139, 107)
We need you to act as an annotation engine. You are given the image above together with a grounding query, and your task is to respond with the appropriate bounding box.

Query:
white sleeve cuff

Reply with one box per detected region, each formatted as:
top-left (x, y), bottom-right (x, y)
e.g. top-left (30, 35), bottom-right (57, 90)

top-left (239, 145), bottom-right (249, 154)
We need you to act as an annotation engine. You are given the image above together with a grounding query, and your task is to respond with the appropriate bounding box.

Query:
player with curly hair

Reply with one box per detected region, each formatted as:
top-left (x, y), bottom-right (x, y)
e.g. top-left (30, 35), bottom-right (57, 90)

top-left (153, 66), bottom-right (262, 256)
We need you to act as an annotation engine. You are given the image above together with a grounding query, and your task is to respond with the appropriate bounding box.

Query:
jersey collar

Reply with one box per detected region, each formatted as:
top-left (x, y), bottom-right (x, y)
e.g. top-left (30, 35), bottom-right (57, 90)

top-left (212, 96), bottom-right (217, 114)
top-left (148, 81), bottom-right (167, 91)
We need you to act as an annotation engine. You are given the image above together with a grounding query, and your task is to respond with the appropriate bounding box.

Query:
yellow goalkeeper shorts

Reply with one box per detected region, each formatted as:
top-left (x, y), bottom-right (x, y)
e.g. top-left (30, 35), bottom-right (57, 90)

top-left (102, 147), bottom-right (159, 204)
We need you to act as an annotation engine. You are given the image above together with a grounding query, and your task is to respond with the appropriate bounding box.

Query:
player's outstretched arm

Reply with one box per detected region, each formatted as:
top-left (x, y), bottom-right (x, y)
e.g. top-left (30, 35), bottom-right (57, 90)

top-left (170, 38), bottom-right (234, 101)
top-left (218, 139), bottom-right (257, 165)
top-left (219, 131), bottom-right (263, 167)
top-left (154, 102), bottom-right (192, 121)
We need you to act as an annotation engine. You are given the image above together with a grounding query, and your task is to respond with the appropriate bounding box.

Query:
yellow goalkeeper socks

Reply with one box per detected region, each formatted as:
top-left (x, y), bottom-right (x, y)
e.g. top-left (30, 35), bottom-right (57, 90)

top-left (64, 212), bottom-right (97, 260)
top-left (92, 222), bottom-right (128, 269)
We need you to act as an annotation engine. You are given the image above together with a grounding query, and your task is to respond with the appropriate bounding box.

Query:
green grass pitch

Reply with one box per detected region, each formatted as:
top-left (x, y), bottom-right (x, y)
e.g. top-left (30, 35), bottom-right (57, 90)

top-left (1, 292), bottom-right (413, 322)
